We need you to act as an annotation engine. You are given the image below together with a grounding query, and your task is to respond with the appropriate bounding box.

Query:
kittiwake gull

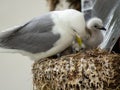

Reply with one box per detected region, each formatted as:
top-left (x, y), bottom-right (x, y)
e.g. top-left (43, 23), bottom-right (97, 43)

top-left (0, 9), bottom-right (106, 61)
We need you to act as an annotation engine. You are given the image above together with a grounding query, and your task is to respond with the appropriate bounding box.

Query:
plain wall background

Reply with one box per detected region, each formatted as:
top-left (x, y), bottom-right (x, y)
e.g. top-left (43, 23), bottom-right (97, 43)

top-left (0, 0), bottom-right (49, 90)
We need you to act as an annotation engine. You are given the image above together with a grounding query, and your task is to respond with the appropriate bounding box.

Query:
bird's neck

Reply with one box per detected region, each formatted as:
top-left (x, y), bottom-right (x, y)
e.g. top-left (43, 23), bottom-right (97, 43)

top-left (85, 27), bottom-right (92, 37)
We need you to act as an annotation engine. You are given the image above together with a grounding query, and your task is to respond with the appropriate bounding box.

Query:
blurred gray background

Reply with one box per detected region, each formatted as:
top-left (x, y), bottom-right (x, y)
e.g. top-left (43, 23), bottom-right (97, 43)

top-left (0, 0), bottom-right (48, 90)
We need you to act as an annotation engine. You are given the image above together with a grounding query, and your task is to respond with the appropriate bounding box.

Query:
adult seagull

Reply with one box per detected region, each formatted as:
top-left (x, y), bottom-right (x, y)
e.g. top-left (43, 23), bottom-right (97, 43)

top-left (0, 9), bottom-right (106, 61)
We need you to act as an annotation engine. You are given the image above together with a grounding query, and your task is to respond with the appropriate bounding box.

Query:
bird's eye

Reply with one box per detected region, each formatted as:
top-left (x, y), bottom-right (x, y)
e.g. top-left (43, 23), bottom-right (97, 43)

top-left (94, 25), bottom-right (97, 28)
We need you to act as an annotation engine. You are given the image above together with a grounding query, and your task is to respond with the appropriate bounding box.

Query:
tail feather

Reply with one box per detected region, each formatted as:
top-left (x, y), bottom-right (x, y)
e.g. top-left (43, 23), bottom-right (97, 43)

top-left (0, 25), bottom-right (20, 38)
top-left (0, 25), bottom-right (22, 52)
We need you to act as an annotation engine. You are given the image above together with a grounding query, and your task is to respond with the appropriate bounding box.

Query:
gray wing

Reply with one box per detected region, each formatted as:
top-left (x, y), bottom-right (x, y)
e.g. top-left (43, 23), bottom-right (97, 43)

top-left (0, 13), bottom-right (60, 53)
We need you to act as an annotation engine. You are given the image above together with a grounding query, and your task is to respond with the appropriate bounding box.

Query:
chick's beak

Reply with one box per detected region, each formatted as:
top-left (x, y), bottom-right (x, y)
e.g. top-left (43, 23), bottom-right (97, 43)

top-left (100, 27), bottom-right (106, 31)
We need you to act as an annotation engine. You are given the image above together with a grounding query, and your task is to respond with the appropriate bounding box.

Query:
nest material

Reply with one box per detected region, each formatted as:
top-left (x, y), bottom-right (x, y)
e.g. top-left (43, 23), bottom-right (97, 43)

top-left (32, 49), bottom-right (120, 90)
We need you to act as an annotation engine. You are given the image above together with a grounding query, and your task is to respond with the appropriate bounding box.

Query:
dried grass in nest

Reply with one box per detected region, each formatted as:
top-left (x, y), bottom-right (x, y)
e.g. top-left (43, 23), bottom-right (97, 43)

top-left (32, 49), bottom-right (120, 90)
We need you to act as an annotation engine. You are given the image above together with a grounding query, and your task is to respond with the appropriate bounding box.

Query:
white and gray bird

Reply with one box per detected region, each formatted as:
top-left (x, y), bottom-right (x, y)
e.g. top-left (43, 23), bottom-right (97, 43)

top-left (0, 9), bottom-right (105, 61)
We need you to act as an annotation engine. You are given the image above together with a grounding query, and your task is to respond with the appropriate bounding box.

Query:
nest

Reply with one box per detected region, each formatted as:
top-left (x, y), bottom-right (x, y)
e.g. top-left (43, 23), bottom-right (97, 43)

top-left (32, 49), bottom-right (120, 90)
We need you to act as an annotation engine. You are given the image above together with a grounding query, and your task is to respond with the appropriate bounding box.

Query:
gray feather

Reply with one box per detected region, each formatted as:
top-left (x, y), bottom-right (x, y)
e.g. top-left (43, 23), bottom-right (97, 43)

top-left (0, 13), bottom-right (60, 53)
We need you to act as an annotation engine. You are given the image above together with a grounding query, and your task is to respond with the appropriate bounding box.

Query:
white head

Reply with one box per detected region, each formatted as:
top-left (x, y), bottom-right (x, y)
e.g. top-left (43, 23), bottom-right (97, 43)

top-left (87, 17), bottom-right (106, 31)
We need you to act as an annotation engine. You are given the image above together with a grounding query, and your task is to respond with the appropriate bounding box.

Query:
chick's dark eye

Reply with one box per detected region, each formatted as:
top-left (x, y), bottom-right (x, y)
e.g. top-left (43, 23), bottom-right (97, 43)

top-left (94, 25), bottom-right (97, 28)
